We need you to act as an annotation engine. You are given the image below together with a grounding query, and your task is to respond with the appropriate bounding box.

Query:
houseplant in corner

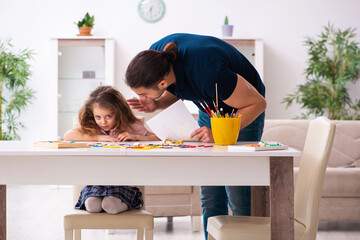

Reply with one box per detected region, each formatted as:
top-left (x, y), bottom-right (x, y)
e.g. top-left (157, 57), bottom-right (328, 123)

top-left (0, 39), bottom-right (36, 140)
top-left (75, 12), bottom-right (95, 36)
top-left (222, 16), bottom-right (234, 37)
top-left (282, 23), bottom-right (360, 120)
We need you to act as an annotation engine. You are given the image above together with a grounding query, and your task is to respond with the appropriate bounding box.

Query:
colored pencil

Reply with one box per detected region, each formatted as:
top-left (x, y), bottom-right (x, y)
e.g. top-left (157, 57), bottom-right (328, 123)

top-left (215, 83), bottom-right (219, 110)
top-left (202, 99), bottom-right (213, 116)
top-left (199, 101), bottom-right (213, 117)
top-left (212, 100), bottom-right (219, 115)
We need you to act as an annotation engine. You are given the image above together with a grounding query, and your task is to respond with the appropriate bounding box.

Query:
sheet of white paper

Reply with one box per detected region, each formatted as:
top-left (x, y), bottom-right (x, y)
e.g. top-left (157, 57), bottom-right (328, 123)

top-left (146, 100), bottom-right (200, 141)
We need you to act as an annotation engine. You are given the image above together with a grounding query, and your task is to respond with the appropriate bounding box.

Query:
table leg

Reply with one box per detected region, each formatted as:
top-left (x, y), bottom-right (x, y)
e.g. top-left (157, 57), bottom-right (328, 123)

top-left (0, 185), bottom-right (6, 240)
top-left (270, 156), bottom-right (294, 240)
top-left (251, 186), bottom-right (269, 217)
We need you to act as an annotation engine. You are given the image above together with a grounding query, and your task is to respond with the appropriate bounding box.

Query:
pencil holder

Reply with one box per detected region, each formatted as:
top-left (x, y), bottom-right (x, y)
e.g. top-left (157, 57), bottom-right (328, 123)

top-left (211, 116), bottom-right (241, 145)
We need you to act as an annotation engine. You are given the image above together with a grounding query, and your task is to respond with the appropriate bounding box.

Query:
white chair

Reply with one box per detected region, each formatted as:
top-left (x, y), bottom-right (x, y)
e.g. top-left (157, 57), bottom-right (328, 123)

top-left (207, 116), bottom-right (336, 240)
top-left (64, 185), bottom-right (153, 240)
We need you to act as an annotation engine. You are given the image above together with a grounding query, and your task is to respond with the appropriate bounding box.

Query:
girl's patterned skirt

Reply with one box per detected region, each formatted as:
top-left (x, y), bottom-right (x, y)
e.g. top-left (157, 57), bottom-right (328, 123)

top-left (75, 185), bottom-right (143, 210)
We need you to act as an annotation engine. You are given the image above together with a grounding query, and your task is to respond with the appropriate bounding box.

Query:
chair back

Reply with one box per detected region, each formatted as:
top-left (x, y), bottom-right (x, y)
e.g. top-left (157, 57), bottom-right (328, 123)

top-left (294, 117), bottom-right (335, 240)
top-left (72, 185), bottom-right (146, 210)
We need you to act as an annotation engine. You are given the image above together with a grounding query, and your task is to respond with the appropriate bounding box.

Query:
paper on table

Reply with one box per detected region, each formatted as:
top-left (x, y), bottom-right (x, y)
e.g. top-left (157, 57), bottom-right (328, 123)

top-left (146, 100), bottom-right (200, 141)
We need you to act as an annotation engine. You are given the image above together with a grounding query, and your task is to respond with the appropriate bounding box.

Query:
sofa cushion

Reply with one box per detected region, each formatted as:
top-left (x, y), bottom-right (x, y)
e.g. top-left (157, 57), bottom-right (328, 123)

top-left (262, 120), bottom-right (309, 167)
top-left (322, 168), bottom-right (360, 197)
top-left (144, 186), bottom-right (192, 195)
top-left (295, 167), bottom-right (360, 197)
top-left (145, 194), bottom-right (191, 205)
top-left (263, 120), bottom-right (360, 168)
top-left (328, 121), bottom-right (360, 167)
top-left (319, 197), bottom-right (360, 222)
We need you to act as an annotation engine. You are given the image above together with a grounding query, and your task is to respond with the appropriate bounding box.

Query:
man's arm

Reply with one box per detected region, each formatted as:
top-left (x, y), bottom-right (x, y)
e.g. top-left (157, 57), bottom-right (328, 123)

top-left (223, 74), bottom-right (266, 129)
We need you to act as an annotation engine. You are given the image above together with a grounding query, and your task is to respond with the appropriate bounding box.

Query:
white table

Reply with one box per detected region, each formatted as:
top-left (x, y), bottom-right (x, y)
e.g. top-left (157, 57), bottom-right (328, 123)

top-left (0, 141), bottom-right (300, 240)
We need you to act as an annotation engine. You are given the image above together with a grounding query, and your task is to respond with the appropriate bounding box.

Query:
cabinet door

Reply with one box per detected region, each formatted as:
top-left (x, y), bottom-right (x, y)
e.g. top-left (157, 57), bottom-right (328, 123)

top-left (222, 39), bottom-right (264, 81)
top-left (56, 38), bottom-right (114, 139)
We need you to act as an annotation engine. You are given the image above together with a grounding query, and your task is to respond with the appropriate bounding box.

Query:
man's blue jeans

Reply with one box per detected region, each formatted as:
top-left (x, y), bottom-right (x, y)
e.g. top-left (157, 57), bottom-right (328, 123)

top-left (197, 110), bottom-right (265, 239)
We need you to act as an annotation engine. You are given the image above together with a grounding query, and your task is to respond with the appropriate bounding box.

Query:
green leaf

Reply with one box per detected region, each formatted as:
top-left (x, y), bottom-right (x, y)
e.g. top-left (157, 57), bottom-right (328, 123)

top-left (0, 38), bottom-right (36, 140)
top-left (224, 16), bottom-right (229, 25)
top-left (282, 23), bottom-right (360, 120)
top-left (75, 12), bottom-right (95, 27)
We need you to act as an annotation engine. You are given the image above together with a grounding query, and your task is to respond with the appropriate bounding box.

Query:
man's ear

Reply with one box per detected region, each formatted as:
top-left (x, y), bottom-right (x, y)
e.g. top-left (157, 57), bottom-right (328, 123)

top-left (157, 79), bottom-right (168, 89)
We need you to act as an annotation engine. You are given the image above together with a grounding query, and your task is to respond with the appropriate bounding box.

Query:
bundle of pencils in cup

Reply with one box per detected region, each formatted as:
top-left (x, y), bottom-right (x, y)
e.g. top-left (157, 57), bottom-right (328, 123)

top-left (198, 99), bottom-right (240, 118)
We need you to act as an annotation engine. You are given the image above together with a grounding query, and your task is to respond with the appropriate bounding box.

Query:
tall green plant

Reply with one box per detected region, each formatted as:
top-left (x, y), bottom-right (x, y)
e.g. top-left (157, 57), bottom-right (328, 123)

top-left (0, 39), bottom-right (36, 140)
top-left (282, 23), bottom-right (360, 120)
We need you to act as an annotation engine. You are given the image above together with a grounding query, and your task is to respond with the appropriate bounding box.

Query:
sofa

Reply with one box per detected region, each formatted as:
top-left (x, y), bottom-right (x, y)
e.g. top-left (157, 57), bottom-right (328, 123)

top-left (262, 119), bottom-right (360, 222)
top-left (144, 186), bottom-right (202, 231)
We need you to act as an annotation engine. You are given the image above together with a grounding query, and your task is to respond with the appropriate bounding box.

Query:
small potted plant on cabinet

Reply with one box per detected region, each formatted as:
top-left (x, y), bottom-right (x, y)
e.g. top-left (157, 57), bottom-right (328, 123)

top-left (222, 16), bottom-right (234, 37)
top-left (75, 12), bottom-right (95, 36)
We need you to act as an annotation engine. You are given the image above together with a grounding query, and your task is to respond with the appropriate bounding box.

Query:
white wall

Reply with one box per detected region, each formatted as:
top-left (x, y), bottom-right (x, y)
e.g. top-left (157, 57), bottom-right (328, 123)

top-left (1, 0), bottom-right (359, 140)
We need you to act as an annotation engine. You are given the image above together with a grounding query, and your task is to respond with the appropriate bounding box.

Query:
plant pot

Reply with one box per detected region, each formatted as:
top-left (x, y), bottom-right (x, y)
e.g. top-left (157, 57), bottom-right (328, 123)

top-left (77, 27), bottom-right (93, 36)
top-left (222, 25), bottom-right (234, 37)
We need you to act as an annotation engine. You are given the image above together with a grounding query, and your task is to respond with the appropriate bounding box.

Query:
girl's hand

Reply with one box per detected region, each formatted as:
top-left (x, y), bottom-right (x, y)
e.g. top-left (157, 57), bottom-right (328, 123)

top-left (98, 135), bottom-right (117, 142)
top-left (190, 127), bottom-right (214, 143)
top-left (116, 132), bottom-right (136, 142)
top-left (126, 95), bottom-right (157, 113)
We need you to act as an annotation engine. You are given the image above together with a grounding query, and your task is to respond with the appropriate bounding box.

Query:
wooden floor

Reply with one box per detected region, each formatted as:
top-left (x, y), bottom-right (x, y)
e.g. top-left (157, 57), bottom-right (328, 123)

top-left (6, 185), bottom-right (360, 240)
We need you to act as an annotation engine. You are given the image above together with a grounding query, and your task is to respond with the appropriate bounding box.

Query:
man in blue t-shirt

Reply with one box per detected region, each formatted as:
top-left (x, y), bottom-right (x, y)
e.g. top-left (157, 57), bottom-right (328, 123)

top-left (125, 33), bottom-right (266, 239)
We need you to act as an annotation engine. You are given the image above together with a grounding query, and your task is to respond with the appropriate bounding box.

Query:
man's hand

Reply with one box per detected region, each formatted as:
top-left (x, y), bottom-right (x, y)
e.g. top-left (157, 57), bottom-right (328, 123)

top-left (127, 95), bottom-right (157, 113)
top-left (190, 127), bottom-right (214, 143)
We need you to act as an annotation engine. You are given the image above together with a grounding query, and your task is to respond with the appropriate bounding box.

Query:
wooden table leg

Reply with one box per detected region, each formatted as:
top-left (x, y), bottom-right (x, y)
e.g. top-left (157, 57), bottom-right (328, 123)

top-left (251, 186), bottom-right (269, 217)
top-left (270, 157), bottom-right (294, 240)
top-left (0, 185), bottom-right (6, 240)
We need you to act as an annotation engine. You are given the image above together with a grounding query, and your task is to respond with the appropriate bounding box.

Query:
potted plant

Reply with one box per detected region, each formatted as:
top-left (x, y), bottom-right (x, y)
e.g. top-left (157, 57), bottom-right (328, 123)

top-left (282, 23), bottom-right (360, 120)
top-left (0, 39), bottom-right (36, 140)
top-left (75, 12), bottom-right (95, 36)
top-left (222, 16), bottom-right (234, 37)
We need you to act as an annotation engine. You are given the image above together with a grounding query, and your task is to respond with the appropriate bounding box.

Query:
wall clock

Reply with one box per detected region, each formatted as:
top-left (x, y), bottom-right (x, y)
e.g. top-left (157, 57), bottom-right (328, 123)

top-left (138, 0), bottom-right (165, 23)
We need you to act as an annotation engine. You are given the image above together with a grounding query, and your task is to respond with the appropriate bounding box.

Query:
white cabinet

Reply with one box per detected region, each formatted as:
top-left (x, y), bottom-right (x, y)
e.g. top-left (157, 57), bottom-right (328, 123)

top-left (222, 38), bottom-right (264, 81)
top-left (50, 37), bottom-right (115, 139)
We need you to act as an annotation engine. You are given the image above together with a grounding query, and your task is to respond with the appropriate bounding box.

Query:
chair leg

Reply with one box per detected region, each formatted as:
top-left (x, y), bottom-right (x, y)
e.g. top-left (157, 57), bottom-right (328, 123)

top-left (167, 216), bottom-right (173, 222)
top-left (145, 229), bottom-right (153, 240)
top-left (65, 229), bottom-right (73, 240)
top-left (74, 229), bottom-right (81, 240)
top-left (137, 228), bottom-right (144, 240)
top-left (191, 215), bottom-right (201, 232)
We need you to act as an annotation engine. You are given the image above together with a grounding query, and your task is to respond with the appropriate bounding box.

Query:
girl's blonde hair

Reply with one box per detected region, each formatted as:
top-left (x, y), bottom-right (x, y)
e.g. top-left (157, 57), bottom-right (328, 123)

top-left (78, 85), bottom-right (138, 135)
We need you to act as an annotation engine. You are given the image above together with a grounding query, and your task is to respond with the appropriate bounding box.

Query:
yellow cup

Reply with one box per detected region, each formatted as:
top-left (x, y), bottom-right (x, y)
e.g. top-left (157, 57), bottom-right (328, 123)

top-left (211, 116), bottom-right (241, 145)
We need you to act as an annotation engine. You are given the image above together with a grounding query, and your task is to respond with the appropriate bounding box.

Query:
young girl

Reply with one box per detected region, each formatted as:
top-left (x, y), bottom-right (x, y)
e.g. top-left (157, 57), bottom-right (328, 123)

top-left (64, 85), bottom-right (159, 214)
top-left (64, 85), bottom-right (159, 142)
